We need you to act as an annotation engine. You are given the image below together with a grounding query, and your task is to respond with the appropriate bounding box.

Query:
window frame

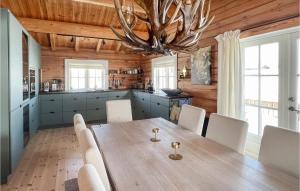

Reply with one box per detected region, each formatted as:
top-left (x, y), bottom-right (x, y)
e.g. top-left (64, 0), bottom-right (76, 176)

top-left (65, 59), bottom-right (108, 91)
top-left (151, 55), bottom-right (177, 91)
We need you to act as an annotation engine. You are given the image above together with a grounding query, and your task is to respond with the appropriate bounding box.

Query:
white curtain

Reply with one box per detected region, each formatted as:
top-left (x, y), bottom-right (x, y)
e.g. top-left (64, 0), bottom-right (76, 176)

top-left (215, 30), bottom-right (242, 118)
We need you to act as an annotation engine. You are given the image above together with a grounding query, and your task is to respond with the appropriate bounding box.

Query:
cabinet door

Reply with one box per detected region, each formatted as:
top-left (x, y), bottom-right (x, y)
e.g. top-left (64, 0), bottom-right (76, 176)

top-left (9, 14), bottom-right (23, 111)
top-left (63, 94), bottom-right (86, 111)
top-left (10, 107), bottom-right (24, 171)
top-left (29, 97), bottom-right (39, 137)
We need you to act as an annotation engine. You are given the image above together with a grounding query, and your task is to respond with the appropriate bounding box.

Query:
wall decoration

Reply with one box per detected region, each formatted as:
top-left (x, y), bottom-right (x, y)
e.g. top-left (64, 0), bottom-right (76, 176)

top-left (191, 46), bottom-right (212, 85)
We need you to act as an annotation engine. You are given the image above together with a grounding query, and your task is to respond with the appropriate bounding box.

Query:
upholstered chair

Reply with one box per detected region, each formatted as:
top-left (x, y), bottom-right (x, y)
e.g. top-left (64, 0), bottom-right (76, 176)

top-left (178, 104), bottom-right (206, 135)
top-left (259, 125), bottom-right (299, 177)
top-left (206, 113), bottom-right (248, 153)
top-left (73, 114), bottom-right (87, 140)
top-left (78, 164), bottom-right (107, 191)
top-left (106, 99), bottom-right (133, 123)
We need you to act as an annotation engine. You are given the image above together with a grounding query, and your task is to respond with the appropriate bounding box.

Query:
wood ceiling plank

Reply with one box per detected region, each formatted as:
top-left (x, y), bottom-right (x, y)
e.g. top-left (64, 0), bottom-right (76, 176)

top-left (49, 33), bottom-right (57, 51)
top-left (72, 0), bottom-right (144, 13)
top-left (18, 17), bottom-right (148, 40)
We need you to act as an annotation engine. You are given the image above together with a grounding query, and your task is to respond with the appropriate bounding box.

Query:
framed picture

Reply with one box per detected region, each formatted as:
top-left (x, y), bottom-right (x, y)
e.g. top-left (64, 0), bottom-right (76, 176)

top-left (191, 46), bottom-right (212, 85)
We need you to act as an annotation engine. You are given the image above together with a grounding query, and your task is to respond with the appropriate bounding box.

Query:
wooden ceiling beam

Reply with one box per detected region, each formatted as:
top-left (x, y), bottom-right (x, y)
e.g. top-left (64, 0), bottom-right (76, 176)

top-left (96, 39), bottom-right (103, 52)
top-left (49, 33), bottom-right (56, 51)
top-left (18, 18), bottom-right (148, 40)
top-left (72, 0), bottom-right (145, 13)
top-left (75, 37), bottom-right (80, 51)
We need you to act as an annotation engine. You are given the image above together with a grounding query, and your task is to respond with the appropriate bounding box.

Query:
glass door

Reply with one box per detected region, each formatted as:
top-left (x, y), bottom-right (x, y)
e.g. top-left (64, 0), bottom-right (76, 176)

top-left (288, 32), bottom-right (300, 131)
top-left (241, 37), bottom-right (282, 136)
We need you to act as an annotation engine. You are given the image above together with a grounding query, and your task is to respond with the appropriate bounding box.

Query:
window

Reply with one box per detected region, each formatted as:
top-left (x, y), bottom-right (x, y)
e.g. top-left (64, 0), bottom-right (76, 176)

top-left (152, 55), bottom-right (177, 90)
top-left (65, 59), bottom-right (108, 91)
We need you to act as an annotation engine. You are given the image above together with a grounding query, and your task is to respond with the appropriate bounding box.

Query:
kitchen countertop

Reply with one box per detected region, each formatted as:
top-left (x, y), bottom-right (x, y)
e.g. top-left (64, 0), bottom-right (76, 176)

top-left (39, 89), bottom-right (193, 99)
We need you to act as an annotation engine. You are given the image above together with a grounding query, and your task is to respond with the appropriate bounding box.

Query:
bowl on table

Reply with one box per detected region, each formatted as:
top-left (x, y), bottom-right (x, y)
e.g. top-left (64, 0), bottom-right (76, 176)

top-left (161, 88), bottom-right (183, 96)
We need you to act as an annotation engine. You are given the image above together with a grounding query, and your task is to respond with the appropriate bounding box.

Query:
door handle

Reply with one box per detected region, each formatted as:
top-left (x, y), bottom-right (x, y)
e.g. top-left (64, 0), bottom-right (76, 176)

top-left (288, 97), bottom-right (296, 102)
top-left (289, 106), bottom-right (300, 113)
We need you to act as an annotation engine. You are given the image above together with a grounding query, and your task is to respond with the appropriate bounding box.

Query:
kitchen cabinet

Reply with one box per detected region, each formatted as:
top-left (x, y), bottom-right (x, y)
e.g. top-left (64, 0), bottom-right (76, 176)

top-left (29, 97), bottom-right (39, 136)
top-left (0, 9), bottom-right (42, 183)
top-left (10, 107), bottom-right (24, 171)
top-left (9, 10), bottom-right (24, 111)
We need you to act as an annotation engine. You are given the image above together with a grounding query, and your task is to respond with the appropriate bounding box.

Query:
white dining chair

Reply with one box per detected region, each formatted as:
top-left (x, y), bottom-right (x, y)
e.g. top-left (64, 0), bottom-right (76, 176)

top-left (78, 164), bottom-right (107, 191)
top-left (79, 128), bottom-right (111, 191)
top-left (85, 148), bottom-right (111, 191)
top-left (178, 104), bottom-right (206, 135)
top-left (206, 113), bottom-right (248, 153)
top-left (74, 114), bottom-right (87, 140)
top-left (106, 99), bottom-right (132, 123)
top-left (78, 128), bottom-right (98, 160)
top-left (259, 125), bottom-right (299, 177)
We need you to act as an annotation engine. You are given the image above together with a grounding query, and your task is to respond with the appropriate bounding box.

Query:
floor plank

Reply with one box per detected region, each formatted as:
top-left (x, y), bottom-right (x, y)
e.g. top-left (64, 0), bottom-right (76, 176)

top-left (2, 127), bottom-right (83, 191)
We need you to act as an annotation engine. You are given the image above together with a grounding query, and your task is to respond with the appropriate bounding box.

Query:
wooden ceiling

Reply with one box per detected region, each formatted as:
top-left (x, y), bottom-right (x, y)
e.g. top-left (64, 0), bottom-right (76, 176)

top-left (0, 0), bottom-right (148, 53)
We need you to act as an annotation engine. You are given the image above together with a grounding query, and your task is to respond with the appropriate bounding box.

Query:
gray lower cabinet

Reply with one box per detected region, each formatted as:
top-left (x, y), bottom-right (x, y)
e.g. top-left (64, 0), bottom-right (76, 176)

top-left (40, 94), bottom-right (63, 127)
top-left (39, 90), bottom-right (191, 128)
top-left (29, 97), bottom-right (39, 137)
top-left (10, 107), bottom-right (24, 171)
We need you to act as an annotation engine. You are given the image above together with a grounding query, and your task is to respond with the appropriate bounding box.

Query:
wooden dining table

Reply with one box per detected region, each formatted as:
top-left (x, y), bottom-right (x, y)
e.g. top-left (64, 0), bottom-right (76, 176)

top-left (91, 118), bottom-right (299, 191)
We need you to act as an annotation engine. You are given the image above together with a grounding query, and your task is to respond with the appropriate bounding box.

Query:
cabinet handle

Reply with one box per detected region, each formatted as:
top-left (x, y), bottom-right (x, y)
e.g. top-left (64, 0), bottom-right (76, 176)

top-left (96, 97), bottom-right (100, 99)
top-left (19, 104), bottom-right (22, 108)
top-left (157, 103), bottom-right (160, 105)
top-left (73, 98), bottom-right (77, 100)
top-left (116, 95), bottom-right (120, 98)
top-left (96, 108), bottom-right (99, 110)
top-left (49, 99), bottom-right (55, 101)
top-left (73, 110), bottom-right (77, 112)
top-left (142, 98), bottom-right (144, 101)
top-left (50, 112), bottom-right (55, 114)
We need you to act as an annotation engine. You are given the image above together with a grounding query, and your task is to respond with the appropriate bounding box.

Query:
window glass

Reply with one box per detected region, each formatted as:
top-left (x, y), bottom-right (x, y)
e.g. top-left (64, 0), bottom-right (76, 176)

top-left (245, 76), bottom-right (259, 106)
top-left (260, 43), bottom-right (279, 75)
top-left (260, 76), bottom-right (278, 109)
top-left (245, 46), bottom-right (259, 75)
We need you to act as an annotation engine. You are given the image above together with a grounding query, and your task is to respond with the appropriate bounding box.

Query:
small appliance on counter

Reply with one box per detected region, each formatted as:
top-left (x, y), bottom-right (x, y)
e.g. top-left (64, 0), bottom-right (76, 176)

top-left (43, 81), bottom-right (50, 92)
top-left (50, 79), bottom-right (63, 91)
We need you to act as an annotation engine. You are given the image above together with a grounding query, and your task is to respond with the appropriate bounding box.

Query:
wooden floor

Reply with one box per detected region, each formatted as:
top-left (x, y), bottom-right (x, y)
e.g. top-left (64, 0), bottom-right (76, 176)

top-left (1, 127), bottom-right (83, 191)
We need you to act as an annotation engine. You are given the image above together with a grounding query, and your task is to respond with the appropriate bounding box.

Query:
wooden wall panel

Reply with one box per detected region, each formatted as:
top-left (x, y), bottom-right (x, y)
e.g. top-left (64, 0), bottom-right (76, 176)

top-left (142, 0), bottom-right (299, 115)
top-left (41, 48), bottom-right (143, 89)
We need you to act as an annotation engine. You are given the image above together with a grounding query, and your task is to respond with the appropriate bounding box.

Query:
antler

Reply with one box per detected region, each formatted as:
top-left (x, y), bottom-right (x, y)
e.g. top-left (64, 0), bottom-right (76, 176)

top-left (110, 0), bottom-right (214, 55)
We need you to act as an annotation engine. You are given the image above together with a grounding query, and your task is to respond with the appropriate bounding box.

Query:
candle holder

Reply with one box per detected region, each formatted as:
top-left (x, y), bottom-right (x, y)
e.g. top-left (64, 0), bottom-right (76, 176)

top-left (169, 142), bottom-right (183, 160)
top-left (150, 128), bottom-right (161, 142)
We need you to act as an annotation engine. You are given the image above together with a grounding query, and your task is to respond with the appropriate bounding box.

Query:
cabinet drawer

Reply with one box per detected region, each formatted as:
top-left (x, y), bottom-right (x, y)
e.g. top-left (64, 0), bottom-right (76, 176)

top-left (63, 110), bottom-right (86, 124)
top-left (86, 92), bottom-right (109, 99)
top-left (109, 91), bottom-right (129, 100)
top-left (150, 102), bottom-right (169, 120)
top-left (40, 94), bottom-right (63, 101)
top-left (150, 95), bottom-right (169, 107)
top-left (40, 99), bottom-right (62, 114)
top-left (86, 97), bottom-right (107, 110)
top-left (63, 94), bottom-right (86, 111)
top-left (138, 92), bottom-right (150, 102)
top-left (86, 109), bottom-right (106, 122)
top-left (40, 112), bottom-right (63, 126)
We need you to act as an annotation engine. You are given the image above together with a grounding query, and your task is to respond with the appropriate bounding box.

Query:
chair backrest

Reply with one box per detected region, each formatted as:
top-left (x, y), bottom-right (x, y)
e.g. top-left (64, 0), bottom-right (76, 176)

top-left (78, 128), bottom-right (98, 160)
top-left (85, 148), bottom-right (111, 191)
top-left (106, 99), bottom-right (132, 123)
top-left (74, 114), bottom-right (87, 140)
top-left (259, 125), bottom-right (299, 177)
top-left (206, 113), bottom-right (248, 153)
top-left (78, 164), bottom-right (107, 191)
top-left (178, 104), bottom-right (206, 135)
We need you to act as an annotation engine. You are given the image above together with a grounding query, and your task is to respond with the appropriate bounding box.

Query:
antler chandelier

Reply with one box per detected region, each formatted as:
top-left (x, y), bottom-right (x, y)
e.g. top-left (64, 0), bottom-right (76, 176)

top-left (111, 0), bottom-right (214, 55)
